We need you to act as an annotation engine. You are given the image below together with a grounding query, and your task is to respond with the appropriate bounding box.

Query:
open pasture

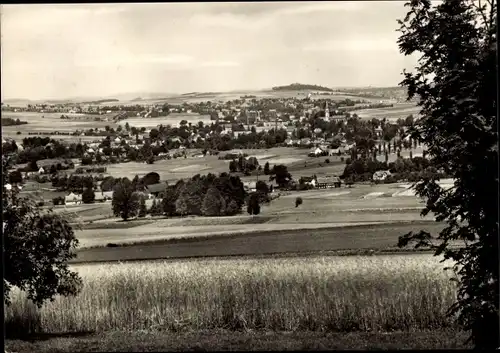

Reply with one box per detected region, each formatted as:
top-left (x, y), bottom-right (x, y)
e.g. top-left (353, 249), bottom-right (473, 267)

top-left (104, 155), bottom-right (230, 181)
top-left (355, 103), bottom-right (419, 120)
top-left (5, 254), bottom-right (457, 335)
top-left (2, 112), bottom-right (117, 138)
top-left (118, 114), bottom-right (212, 128)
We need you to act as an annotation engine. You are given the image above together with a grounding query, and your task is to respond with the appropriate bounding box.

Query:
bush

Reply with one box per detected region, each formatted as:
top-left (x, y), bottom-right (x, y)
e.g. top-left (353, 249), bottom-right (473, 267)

top-left (247, 193), bottom-right (260, 215)
top-left (295, 197), bottom-right (303, 208)
top-left (325, 159), bottom-right (330, 164)
top-left (82, 188), bottom-right (95, 204)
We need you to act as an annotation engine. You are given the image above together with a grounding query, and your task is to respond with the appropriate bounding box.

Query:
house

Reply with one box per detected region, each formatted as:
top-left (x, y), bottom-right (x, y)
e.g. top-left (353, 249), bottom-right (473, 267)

top-left (316, 176), bottom-right (342, 189)
top-left (373, 170), bottom-right (392, 181)
top-left (309, 147), bottom-right (326, 157)
top-left (146, 183), bottom-right (168, 197)
top-left (65, 192), bottom-right (82, 205)
top-left (243, 181), bottom-right (257, 192)
top-left (38, 167), bottom-right (45, 174)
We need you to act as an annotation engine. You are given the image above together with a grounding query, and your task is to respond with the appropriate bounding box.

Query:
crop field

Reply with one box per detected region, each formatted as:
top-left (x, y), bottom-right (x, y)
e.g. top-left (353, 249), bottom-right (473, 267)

top-left (4, 254), bottom-right (458, 336)
top-left (2, 112), bottom-right (116, 141)
top-left (355, 103), bottom-right (420, 120)
top-left (117, 113), bottom-right (212, 128)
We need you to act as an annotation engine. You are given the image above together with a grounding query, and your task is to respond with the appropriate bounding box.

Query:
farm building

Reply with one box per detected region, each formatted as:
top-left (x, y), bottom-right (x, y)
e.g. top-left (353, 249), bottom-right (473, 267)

top-left (316, 176), bottom-right (342, 189)
top-left (146, 183), bottom-right (168, 197)
top-left (373, 170), bottom-right (392, 181)
top-left (65, 192), bottom-right (82, 205)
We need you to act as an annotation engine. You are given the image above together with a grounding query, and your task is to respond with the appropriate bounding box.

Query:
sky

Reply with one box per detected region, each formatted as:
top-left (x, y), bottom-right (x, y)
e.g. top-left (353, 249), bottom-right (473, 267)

top-left (1, 2), bottom-right (419, 100)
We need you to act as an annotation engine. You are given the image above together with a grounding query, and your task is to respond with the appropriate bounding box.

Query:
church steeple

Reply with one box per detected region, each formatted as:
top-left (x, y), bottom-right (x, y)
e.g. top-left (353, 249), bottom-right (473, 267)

top-left (325, 101), bottom-right (330, 119)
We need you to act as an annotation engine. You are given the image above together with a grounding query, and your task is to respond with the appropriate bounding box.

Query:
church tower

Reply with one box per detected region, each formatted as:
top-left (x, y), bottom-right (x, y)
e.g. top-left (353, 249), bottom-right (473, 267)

top-left (325, 101), bottom-right (330, 119)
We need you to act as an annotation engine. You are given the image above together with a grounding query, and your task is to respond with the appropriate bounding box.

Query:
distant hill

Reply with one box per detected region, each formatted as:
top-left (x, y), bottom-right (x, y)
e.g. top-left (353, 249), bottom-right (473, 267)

top-left (272, 83), bottom-right (333, 92)
top-left (81, 99), bottom-right (119, 104)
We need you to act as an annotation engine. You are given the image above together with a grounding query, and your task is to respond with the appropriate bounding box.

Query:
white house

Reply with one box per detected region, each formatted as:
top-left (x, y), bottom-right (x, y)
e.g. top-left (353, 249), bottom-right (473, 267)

top-left (373, 170), bottom-right (392, 181)
top-left (38, 167), bottom-right (45, 174)
top-left (65, 192), bottom-right (82, 205)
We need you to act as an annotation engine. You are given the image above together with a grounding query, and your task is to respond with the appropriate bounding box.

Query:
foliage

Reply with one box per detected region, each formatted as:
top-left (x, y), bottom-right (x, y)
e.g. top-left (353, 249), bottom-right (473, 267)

top-left (142, 172), bottom-right (160, 186)
top-left (247, 192), bottom-right (261, 215)
top-left (175, 192), bottom-right (189, 216)
top-left (201, 187), bottom-right (226, 217)
top-left (138, 195), bottom-right (147, 218)
top-left (149, 199), bottom-right (163, 216)
top-left (3, 157), bottom-right (82, 308)
top-left (396, 0), bottom-right (498, 349)
top-left (112, 178), bottom-right (140, 221)
top-left (82, 187), bottom-right (95, 204)
top-left (162, 187), bottom-right (178, 217)
top-left (295, 197), bottom-right (303, 208)
top-left (271, 164), bottom-right (292, 188)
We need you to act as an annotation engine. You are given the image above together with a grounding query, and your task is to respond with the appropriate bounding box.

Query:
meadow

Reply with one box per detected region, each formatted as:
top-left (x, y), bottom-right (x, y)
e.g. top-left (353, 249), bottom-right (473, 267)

top-left (5, 254), bottom-right (458, 336)
top-left (1, 112), bottom-right (117, 140)
top-left (355, 103), bottom-right (420, 120)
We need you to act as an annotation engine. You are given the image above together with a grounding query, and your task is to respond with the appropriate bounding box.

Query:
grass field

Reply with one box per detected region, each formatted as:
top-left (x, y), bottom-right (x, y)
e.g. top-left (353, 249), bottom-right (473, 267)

top-left (4, 254), bottom-right (458, 336)
top-left (117, 113), bottom-right (212, 128)
top-left (5, 329), bottom-right (470, 352)
top-left (72, 221), bottom-right (445, 263)
top-left (355, 103), bottom-right (419, 120)
top-left (1, 112), bottom-right (117, 143)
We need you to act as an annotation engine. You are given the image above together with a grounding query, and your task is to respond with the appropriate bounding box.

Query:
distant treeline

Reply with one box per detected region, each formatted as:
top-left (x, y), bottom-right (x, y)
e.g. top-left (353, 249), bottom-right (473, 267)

top-left (272, 83), bottom-right (333, 92)
top-left (81, 99), bottom-right (119, 104)
top-left (2, 118), bottom-right (28, 126)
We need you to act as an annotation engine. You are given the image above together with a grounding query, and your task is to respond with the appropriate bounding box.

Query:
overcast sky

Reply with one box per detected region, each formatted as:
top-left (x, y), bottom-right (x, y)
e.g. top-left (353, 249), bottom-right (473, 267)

top-left (1, 2), bottom-right (418, 100)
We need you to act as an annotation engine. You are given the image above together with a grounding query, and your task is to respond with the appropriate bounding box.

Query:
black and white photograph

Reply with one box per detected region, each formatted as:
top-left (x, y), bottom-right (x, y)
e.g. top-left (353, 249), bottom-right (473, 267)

top-left (2, 1), bottom-right (498, 351)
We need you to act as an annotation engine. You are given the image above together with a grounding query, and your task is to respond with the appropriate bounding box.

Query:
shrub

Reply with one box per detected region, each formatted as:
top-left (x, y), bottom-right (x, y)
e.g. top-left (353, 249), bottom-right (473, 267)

top-left (295, 197), bottom-right (303, 208)
top-left (82, 187), bottom-right (95, 204)
top-left (247, 193), bottom-right (260, 215)
top-left (325, 159), bottom-right (330, 164)
top-left (138, 196), bottom-right (147, 218)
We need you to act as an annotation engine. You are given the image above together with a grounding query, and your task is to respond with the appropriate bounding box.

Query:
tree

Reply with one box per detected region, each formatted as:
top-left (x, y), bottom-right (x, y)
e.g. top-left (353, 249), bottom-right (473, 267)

top-left (246, 192), bottom-right (260, 215)
top-left (82, 187), bottom-right (95, 204)
top-left (264, 161), bottom-right (270, 175)
top-left (8, 170), bottom-right (23, 184)
top-left (229, 160), bottom-right (237, 173)
top-left (201, 187), bottom-right (226, 217)
top-left (396, 0), bottom-right (498, 349)
top-left (101, 176), bottom-right (115, 192)
top-left (3, 158), bottom-right (82, 308)
top-left (112, 178), bottom-right (140, 221)
top-left (150, 199), bottom-right (162, 216)
top-left (138, 195), bottom-right (147, 218)
top-left (256, 180), bottom-right (269, 195)
top-left (225, 199), bottom-right (240, 216)
top-left (273, 164), bottom-right (292, 188)
top-left (142, 172), bottom-right (160, 186)
top-left (175, 193), bottom-right (189, 216)
top-left (162, 187), bottom-right (177, 216)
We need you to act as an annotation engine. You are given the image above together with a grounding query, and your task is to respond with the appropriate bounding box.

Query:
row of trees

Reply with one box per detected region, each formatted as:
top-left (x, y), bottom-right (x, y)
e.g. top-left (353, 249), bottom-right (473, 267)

top-left (111, 173), bottom-right (247, 220)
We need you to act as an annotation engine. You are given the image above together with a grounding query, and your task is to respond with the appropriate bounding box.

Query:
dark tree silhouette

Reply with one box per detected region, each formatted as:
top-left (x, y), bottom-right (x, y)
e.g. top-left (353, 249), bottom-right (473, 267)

top-left (112, 178), bottom-right (140, 221)
top-left (3, 158), bottom-right (82, 308)
top-left (396, 0), bottom-right (498, 349)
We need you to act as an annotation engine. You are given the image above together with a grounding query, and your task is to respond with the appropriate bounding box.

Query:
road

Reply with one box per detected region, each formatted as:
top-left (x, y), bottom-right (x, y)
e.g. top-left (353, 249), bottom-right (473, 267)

top-left (72, 221), bottom-right (446, 264)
